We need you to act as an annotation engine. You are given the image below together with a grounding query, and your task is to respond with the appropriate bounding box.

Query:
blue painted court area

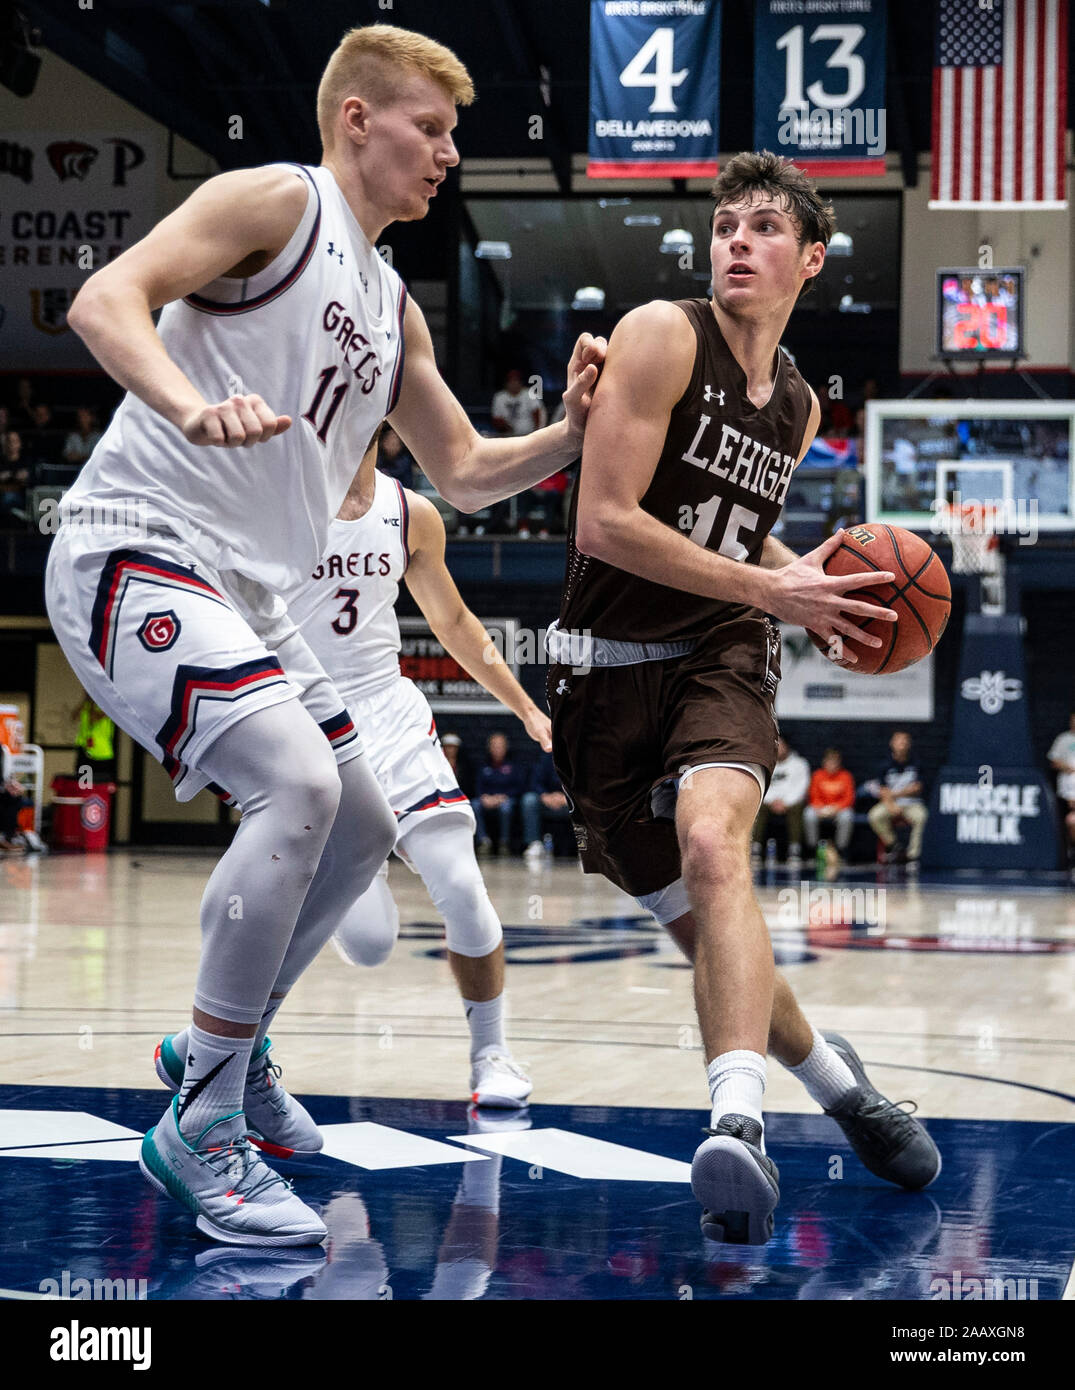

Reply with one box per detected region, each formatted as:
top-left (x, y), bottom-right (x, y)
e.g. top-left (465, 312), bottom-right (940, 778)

top-left (0, 1086), bottom-right (1071, 1301)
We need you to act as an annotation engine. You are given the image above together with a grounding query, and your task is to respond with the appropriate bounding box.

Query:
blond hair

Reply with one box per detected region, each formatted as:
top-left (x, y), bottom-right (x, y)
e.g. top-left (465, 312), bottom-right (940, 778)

top-left (317, 24), bottom-right (475, 152)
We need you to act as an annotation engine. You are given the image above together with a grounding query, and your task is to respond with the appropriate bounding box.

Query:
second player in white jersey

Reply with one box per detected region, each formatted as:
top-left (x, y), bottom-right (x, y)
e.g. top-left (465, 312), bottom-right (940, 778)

top-left (287, 433), bottom-right (551, 1107)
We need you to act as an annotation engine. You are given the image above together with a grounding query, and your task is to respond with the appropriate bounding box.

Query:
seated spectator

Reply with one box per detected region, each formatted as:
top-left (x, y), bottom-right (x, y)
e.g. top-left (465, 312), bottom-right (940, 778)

top-left (1047, 710), bottom-right (1075, 868)
top-left (0, 430), bottom-right (29, 519)
top-left (521, 751), bottom-right (571, 859)
top-left (0, 743), bottom-right (31, 853)
top-left (62, 407), bottom-right (103, 467)
top-left (803, 747), bottom-right (856, 869)
top-left (440, 732), bottom-right (474, 800)
top-left (753, 737), bottom-right (810, 867)
top-left (10, 377), bottom-right (36, 431)
top-left (866, 730), bottom-right (928, 865)
top-left (375, 423), bottom-right (414, 489)
top-left (472, 732), bottom-right (524, 856)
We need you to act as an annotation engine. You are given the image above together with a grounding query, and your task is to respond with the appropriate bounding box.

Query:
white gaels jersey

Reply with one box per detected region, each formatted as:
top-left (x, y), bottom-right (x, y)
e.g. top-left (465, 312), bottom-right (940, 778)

top-left (61, 163), bottom-right (408, 598)
top-left (286, 470), bottom-right (411, 703)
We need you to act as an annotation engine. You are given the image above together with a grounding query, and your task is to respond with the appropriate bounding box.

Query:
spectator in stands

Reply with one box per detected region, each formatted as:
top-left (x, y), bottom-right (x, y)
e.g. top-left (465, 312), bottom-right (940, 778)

top-left (522, 751), bottom-right (571, 860)
top-left (0, 742), bottom-right (31, 854)
top-left (803, 747), bottom-right (856, 870)
top-left (472, 731), bottom-right (524, 857)
top-left (73, 696), bottom-right (117, 786)
top-left (1047, 710), bottom-right (1075, 867)
top-left (62, 407), bottom-right (103, 468)
top-left (491, 368), bottom-right (542, 437)
top-left (25, 403), bottom-right (61, 471)
top-left (10, 377), bottom-right (36, 430)
top-left (491, 370), bottom-right (556, 536)
top-left (375, 423), bottom-right (414, 489)
top-left (440, 732), bottom-right (474, 799)
top-left (866, 730), bottom-right (928, 865)
top-left (1, 430), bottom-right (29, 518)
top-left (752, 737), bottom-right (810, 868)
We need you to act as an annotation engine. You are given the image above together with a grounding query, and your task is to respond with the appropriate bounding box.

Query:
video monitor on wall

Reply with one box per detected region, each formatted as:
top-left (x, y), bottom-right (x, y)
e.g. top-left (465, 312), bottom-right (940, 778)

top-left (937, 267), bottom-right (1024, 358)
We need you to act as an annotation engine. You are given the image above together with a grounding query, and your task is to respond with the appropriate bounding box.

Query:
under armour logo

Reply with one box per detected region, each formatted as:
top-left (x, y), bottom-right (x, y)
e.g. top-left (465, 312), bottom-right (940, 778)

top-left (359, 270), bottom-right (369, 293)
top-left (556, 678), bottom-right (570, 696)
top-left (703, 385), bottom-right (725, 406)
top-left (327, 242), bottom-right (344, 264)
top-left (961, 670), bottom-right (1022, 715)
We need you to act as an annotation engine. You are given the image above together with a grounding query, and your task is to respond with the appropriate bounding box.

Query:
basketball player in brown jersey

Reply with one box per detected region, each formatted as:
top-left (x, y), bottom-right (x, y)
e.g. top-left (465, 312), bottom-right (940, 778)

top-left (548, 153), bottom-right (940, 1244)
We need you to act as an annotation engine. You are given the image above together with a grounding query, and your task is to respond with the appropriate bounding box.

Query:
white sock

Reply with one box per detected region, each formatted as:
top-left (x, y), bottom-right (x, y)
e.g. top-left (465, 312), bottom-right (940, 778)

top-left (171, 1001), bottom-right (281, 1085)
top-left (463, 995), bottom-right (507, 1062)
top-left (707, 1050), bottom-right (766, 1131)
top-left (176, 1023), bottom-right (255, 1141)
top-left (785, 1027), bottom-right (856, 1109)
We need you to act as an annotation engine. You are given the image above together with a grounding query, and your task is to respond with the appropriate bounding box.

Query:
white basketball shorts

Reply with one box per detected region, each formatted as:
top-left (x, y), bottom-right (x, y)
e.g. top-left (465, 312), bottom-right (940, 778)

top-left (344, 675), bottom-right (474, 846)
top-left (45, 525), bottom-right (363, 803)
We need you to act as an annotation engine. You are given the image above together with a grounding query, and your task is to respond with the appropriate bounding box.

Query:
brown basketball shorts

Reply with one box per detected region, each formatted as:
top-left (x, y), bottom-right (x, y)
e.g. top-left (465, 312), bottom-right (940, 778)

top-left (548, 614), bottom-right (781, 898)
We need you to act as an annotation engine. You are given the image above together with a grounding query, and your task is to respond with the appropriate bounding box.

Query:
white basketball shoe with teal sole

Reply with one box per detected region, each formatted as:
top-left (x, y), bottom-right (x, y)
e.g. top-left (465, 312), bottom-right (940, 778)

top-left (139, 1098), bottom-right (327, 1246)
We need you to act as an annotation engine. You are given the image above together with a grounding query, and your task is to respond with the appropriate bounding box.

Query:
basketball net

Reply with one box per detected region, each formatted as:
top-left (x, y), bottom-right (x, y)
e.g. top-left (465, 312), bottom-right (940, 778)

top-left (938, 503), bottom-right (1005, 613)
top-left (938, 503), bottom-right (1001, 574)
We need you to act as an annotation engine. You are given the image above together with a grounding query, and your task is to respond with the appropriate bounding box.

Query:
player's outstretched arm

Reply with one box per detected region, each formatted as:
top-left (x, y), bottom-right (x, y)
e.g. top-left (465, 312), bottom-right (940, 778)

top-left (388, 298), bottom-right (604, 511)
top-left (402, 492), bottom-right (551, 750)
top-left (67, 167), bottom-right (309, 446)
top-left (576, 305), bottom-right (896, 650)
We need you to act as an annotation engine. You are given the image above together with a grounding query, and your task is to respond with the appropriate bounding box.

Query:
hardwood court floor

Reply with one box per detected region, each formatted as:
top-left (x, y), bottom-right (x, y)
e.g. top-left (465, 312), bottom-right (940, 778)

top-left (1, 849), bottom-right (1073, 1302)
top-left (3, 850), bottom-right (1074, 1121)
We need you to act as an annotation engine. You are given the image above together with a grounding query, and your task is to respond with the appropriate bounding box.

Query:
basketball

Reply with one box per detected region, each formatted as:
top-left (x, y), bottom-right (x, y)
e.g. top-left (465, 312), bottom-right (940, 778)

top-left (811, 523), bottom-right (952, 675)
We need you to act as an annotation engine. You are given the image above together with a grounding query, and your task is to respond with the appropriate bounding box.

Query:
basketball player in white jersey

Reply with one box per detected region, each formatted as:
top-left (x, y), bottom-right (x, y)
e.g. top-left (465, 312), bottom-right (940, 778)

top-left (286, 430), bottom-right (547, 1108)
top-left (46, 25), bottom-right (605, 1246)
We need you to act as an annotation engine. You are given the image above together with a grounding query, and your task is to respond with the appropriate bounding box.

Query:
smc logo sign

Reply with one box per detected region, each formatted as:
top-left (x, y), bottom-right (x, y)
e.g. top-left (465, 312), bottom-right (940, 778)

top-left (137, 611), bottom-right (181, 653)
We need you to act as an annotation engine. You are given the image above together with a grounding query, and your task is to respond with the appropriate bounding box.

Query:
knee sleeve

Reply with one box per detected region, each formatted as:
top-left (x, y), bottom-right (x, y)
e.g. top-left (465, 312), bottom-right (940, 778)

top-left (334, 861), bottom-right (399, 967)
top-left (634, 876), bottom-right (691, 926)
top-left (401, 817), bottom-right (503, 959)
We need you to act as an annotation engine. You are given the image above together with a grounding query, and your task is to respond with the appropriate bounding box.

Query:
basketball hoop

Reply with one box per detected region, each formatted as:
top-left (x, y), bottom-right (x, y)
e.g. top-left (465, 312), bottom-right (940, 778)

top-left (938, 503), bottom-right (1001, 576)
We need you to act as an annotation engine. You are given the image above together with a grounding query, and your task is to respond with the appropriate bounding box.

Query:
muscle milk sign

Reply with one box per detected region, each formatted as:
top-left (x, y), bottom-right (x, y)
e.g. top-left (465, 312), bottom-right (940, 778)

top-left (922, 615), bottom-right (1060, 870)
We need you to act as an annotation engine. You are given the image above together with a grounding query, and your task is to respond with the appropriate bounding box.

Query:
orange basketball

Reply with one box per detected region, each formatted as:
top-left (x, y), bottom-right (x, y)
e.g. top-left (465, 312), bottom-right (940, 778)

top-left (809, 523), bottom-right (952, 675)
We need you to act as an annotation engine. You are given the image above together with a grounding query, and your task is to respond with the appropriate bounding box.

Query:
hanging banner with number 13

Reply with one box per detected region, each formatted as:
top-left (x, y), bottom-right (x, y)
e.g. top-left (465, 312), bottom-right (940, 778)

top-left (588, 0), bottom-right (722, 179)
top-left (753, 0), bottom-right (887, 177)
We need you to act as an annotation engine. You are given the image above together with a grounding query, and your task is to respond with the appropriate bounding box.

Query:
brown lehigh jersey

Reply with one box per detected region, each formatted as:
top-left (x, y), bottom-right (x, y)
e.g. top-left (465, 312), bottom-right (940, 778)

top-left (558, 297), bottom-right (814, 644)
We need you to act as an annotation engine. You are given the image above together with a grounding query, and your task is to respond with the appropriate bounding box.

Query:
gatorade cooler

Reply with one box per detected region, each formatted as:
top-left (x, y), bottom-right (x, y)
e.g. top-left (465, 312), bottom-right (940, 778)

top-left (50, 776), bottom-right (116, 852)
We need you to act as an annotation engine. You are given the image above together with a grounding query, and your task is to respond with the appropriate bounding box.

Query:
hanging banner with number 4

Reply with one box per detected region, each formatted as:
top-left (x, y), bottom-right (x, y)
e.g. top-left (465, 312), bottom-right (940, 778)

top-left (588, 1), bottom-right (721, 179)
top-left (754, 0), bottom-right (887, 177)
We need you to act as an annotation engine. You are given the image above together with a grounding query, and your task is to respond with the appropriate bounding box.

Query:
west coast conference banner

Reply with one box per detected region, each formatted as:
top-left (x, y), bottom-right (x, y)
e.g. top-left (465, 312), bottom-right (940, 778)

top-left (588, 1), bottom-right (721, 178)
top-left (776, 624), bottom-right (933, 721)
top-left (0, 131), bottom-right (155, 367)
top-left (754, 0), bottom-right (887, 176)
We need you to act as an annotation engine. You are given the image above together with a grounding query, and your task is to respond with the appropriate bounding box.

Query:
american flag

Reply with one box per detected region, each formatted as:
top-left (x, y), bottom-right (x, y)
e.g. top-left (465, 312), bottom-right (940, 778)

top-left (931, 0), bottom-right (1068, 208)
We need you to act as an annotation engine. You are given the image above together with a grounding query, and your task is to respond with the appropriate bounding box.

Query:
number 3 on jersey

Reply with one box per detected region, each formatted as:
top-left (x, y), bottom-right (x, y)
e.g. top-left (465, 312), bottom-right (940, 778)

top-left (684, 496), bottom-right (760, 561)
top-left (332, 586), bottom-right (359, 635)
top-left (304, 366), bottom-right (350, 444)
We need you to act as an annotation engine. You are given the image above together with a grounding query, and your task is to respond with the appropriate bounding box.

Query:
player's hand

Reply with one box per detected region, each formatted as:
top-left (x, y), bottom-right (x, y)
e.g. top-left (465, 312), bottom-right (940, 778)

top-left (522, 706), bottom-right (553, 752)
top-left (182, 394), bottom-right (292, 448)
top-left (766, 531), bottom-right (897, 663)
top-left (561, 333), bottom-right (608, 444)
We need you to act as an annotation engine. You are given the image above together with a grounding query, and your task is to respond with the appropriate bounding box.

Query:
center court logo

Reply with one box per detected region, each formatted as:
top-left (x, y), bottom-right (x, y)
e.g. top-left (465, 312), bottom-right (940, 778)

top-left (960, 670), bottom-right (1021, 715)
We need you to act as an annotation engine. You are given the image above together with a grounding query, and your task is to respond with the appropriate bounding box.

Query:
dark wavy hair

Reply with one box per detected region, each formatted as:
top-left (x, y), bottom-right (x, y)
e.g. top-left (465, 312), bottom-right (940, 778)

top-left (710, 151), bottom-right (836, 296)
